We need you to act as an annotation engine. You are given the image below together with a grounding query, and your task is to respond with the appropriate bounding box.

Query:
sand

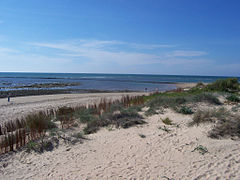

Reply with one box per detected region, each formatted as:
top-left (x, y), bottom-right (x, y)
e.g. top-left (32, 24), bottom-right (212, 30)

top-left (1, 93), bottom-right (240, 180)
top-left (175, 82), bottom-right (208, 90)
top-left (175, 83), bottom-right (197, 89)
top-left (0, 92), bottom-right (147, 124)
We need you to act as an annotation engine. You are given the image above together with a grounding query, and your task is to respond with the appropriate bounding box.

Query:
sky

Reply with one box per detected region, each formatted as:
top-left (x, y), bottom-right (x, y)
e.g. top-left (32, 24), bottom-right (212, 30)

top-left (0, 0), bottom-right (239, 76)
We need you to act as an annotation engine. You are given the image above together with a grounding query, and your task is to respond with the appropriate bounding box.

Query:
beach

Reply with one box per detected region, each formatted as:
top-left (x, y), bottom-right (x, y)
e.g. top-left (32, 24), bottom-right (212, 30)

top-left (0, 92), bottom-right (147, 124)
top-left (0, 82), bottom-right (196, 124)
top-left (1, 88), bottom-right (240, 180)
top-left (1, 0), bottom-right (240, 179)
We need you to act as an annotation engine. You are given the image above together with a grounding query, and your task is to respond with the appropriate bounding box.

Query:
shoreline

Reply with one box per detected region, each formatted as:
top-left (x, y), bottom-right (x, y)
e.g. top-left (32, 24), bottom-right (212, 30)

top-left (0, 82), bottom-right (198, 99)
top-left (0, 89), bottom-right (138, 99)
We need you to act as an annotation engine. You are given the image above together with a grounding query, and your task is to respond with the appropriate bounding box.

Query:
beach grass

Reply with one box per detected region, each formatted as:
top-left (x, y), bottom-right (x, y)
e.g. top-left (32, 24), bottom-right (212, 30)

top-left (161, 117), bottom-right (173, 125)
top-left (189, 108), bottom-right (229, 126)
top-left (0, 78), bottom-right (239, 154)
top-left (226, 94), bottom-right (240, 102)
top-left (177, 106), bottom-right (193, 114)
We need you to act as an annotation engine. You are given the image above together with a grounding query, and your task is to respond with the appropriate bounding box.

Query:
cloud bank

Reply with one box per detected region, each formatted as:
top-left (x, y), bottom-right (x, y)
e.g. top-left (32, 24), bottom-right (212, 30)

top-left (0, 38), bottom-right (216, 74)
top-left (30, 39), bottom-right (208, 66)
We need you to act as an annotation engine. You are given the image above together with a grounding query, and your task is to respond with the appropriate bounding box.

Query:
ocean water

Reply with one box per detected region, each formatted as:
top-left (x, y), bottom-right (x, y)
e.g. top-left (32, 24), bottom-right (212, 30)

top-left (0, 72), bottom-right (239, 92)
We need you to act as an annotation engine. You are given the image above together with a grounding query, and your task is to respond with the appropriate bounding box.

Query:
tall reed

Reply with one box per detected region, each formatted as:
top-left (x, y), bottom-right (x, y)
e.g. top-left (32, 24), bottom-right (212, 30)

top-left (0, 94), bottom-right (146, 154)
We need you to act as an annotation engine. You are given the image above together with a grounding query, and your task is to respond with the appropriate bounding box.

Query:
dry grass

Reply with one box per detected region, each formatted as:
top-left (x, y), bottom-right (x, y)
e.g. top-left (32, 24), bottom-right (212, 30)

top-left (162, 117), bottom-right (173, 125)
top-left (145, 92), bottom-right (221, 117)
top-left (26, 111), bottom-right (55, 135)
top-left (1, 79), bottom-right (238, 155)
top-left (83, 106), bottom-right (145, 134)
top-left (189, 108), bottom-right (229, 126)
top-left (0, 110), bottom-right (55, 154)
top-left (56, 107), bottom-right (75, 129)
top-left (0, 95), bottom-right (147, 154)
top-left (189, 107), bottom-right (240, 139)
top-left (209, 114), bottom-right (240, 139)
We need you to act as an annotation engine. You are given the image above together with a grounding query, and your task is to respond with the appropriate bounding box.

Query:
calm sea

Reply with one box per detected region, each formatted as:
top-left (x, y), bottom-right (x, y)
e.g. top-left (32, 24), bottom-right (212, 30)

top-left (0, 72), bottom-right (239, 92)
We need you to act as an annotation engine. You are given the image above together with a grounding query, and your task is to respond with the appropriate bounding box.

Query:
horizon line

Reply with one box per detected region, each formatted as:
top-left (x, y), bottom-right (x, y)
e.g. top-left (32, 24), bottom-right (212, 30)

top-left (0, 71), bottom-right (239, 78)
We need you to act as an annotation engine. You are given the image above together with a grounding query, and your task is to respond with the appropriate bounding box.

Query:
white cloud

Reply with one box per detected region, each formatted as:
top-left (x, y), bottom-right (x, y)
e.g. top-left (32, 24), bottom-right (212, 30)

top-left (30, 39), bottom-right (210, 67)
top-left (0, 39), bottom-right (214, 73)
top-left (31, 39), bottom-right (175, 51)
top-left (0, 52), bottom-right (70, 64)
top-left (79, 39), bottom-right (123, 48)
top-left (129, 43), bottom-right (176, 49)
top-left (31, 41), bottom-right (162, 65)
top-left (159, 58), bottom-right (212, 66)
top-left (0, 47), bottom-right (18, 55)
top-left (166, 50), bottom-right (207, 57)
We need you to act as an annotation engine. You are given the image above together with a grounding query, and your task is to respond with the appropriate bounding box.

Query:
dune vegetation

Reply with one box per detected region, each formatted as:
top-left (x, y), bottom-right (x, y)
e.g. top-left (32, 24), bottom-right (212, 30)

top-left (0, 78), bottom-right (239, 154)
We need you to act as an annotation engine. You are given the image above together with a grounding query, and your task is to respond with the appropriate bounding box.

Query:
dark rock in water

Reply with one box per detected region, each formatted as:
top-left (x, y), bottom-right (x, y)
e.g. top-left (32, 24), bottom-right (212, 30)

top-left (10, 82), bottom-right (81, 89)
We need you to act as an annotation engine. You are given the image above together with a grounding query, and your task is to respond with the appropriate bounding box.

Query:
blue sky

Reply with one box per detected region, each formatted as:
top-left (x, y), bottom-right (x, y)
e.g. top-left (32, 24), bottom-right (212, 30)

top-left (0, 0), bottom-right (239, 76)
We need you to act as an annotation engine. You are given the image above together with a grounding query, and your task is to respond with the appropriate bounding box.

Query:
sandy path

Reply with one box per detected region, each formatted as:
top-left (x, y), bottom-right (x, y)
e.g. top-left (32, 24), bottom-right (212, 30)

top-left (0, 92), bottom-right (146, 124)
top-left (1, 109), bottom-right (240, 180)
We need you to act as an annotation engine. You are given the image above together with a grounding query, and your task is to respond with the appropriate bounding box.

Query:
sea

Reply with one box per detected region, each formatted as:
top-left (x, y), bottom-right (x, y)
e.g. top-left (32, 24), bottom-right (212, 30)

top-left (0, 72), bottom-right (239, 92)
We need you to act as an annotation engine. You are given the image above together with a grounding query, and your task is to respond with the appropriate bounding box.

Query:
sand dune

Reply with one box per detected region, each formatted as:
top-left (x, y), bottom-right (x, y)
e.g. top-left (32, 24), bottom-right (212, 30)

top-left (1, 93), bottom-right (240, 180)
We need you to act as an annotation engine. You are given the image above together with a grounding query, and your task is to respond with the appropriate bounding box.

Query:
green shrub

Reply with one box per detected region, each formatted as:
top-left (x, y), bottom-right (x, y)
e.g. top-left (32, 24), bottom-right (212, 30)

top-left (191, 93), bottom-right (221, 105)
top-left (190, 108), bottom-right (240, 138)
top-left (120, 108), bottom-right (142, 118)
top-left (26, 139), bottom-right (55, 153)
top-left (209, 114), bottom-right (240, 139)
top-left (25, 111), bottom-right (55, 134)
top-left (72, 132), bottom-right (85, 139)
top-left (26, 141), bottom-right (37, 152)
top-left (190, 110), bottom-right (211, 126)
top-left (147, 96), bottom-right (186, 112)
top-left (196, 82), bottom-right (205, 88)
top-left (162, 117), bottom-right (172, 125)
top-left (56, 107), bottom-right (75, 128)
top-left (112, 108), bottom-right (145, 128)
top-left (178, 106), bottom-right (193, 114)
top-left (175, 97), bottom-right (187, 104)
top-left (127, 105), bottom-right (142, 112)
top-left (83, 119), bottom-right (100, 134)
top-left (226, 94), bottom-right (240, 102)
top-left (145, 108), bottom-right (158, 116)
top-left (189, 108), bottom-right (229, 126)
top-left (116, 117), bottom-right (145, 128)
top-left (192, 145), bottom-right (208, 155)
top-left (57, 106), bottom-right (75, 116)
top-left (75, 108), bottom-right (97, 123)
top-left (83, 107), bottom-right (145, 134)
top-left (206, 78), bottom-right (239, 92)
top-left (49, 128), bottom-right (58, 136)
top-left (109, 103), bottom-right (124, 112)
top-left (145, 92), bottom-right (221, 115)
